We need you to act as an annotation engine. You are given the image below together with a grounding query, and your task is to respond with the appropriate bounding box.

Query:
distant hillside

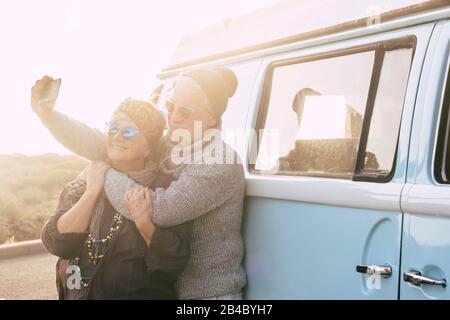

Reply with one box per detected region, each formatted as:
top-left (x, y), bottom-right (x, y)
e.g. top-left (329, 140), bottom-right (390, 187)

top-left (0, 154), bottom-right (88, 244)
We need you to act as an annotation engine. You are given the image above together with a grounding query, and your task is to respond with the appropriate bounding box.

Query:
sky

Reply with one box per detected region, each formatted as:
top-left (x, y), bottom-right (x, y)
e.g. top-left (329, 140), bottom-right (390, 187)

top-left (0, 0), bottom-right (281, 155)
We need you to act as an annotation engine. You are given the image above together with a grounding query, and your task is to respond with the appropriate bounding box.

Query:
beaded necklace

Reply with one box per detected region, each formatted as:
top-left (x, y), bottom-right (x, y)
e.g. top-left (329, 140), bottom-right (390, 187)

top-left (86, 212), bottom-right (123, 265)
top-left (69, 212), bottom-right (123, 289)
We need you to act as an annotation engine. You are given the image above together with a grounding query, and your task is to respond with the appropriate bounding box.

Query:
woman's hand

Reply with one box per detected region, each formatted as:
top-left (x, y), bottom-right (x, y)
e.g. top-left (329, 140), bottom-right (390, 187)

top-left (56, 161), bottom-right (110, 235)
top-left (30, 75), bottom-right (61, 119)
top-left (84, 162), bottom-right (111, 197)
top-left (124, 186), bottom-right (155, 246)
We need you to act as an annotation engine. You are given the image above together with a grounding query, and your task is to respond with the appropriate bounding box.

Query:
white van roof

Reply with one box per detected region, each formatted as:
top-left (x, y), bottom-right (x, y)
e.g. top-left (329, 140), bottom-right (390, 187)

top-left (164, 0), bottom-right (449, 71)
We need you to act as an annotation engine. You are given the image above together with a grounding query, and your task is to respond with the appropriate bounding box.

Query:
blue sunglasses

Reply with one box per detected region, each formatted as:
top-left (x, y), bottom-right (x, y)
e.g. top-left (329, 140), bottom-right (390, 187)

top-left (105, 122), bottom-right (139, 140)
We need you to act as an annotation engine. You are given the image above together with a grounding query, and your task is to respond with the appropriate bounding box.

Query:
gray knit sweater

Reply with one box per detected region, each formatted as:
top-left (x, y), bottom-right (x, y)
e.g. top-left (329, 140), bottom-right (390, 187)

top-left (40, 111), bottom-right (247, 299)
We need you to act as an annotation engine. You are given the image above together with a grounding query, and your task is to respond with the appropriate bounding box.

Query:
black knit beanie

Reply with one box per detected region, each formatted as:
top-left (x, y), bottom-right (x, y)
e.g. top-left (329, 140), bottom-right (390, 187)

top-left (182, 67), bottom-right (238, 117)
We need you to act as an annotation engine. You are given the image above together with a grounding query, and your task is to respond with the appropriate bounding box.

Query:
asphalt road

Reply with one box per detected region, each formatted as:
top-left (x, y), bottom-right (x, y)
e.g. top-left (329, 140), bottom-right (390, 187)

top-left (0, 253), bottom-right (58, 300)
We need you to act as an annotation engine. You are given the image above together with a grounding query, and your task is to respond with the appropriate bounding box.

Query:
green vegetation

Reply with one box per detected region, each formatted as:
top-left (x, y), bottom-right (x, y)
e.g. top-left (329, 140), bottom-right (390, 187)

top-left (0, 154), bottom-right (87, 244)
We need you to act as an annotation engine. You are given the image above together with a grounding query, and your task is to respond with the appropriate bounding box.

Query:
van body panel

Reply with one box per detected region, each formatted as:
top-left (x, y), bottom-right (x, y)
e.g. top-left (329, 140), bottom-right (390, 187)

top-left (400, 20), bottom-right (450, 300)
top-left (242, 23), bottom-right (434, 299)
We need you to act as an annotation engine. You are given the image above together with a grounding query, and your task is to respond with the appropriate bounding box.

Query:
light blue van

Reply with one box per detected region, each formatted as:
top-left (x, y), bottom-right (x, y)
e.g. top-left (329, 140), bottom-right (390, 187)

top-left (155, 1), bottom-right (450, 299)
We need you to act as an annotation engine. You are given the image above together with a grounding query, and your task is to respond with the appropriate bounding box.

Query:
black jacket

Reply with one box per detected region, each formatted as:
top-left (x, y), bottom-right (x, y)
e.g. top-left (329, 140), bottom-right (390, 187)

top-left (41, 185), bottom-right (193, 300)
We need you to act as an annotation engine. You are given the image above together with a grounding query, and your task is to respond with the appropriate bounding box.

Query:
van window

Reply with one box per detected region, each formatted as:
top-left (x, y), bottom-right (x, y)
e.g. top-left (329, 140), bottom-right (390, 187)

top-left (251, 38), bottom-right (415, 181)
top-left (362, 49), bottom-right (413, 175)
top-left (434, 62), bottom-right (450, 183)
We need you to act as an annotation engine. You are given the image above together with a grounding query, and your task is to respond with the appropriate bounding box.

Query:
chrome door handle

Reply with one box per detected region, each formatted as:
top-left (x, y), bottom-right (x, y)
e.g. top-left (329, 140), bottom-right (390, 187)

top-left (403, 270), bottom-right (447, 288)
top-left (356, 264), bottom-right (392, 278)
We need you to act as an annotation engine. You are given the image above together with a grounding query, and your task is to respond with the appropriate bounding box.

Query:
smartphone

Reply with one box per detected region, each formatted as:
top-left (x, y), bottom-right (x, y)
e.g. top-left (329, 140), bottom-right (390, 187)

top-left (40, 78), bottom-right (61, 104)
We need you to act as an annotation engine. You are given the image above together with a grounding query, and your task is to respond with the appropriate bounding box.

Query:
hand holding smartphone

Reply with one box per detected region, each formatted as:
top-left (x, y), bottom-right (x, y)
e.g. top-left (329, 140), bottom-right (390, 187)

top-left (31, 75), bottom-right (61, 117)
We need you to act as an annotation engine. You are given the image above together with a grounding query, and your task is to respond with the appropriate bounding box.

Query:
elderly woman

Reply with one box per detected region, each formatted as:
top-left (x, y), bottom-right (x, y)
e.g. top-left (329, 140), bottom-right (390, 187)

top-left (40, 98), bottom-right (192, 299)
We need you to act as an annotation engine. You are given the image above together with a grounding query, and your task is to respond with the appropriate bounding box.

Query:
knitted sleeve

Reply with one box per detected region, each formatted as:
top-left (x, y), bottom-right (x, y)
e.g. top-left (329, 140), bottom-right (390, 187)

top-left (103, 169), bottom-right (139, 221)
top-left (151, 164), bottom-right (244, 227)
top-left (105, 164), bottom-right (245, 228)
top-left (40, 111), bottom-right (107, 161)
top-left (40, 186), bottom-right (88, 260)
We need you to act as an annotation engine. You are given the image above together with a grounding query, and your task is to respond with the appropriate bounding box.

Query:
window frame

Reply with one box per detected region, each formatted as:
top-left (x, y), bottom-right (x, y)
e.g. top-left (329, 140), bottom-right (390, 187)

top-left (434, 60), bottom-right (450, 184)
top-left (250, 36), bottom-right (416, 183)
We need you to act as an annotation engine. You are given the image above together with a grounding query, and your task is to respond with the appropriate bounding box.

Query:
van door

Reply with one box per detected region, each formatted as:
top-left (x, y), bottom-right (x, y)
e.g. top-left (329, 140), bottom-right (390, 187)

top-left (242, 24), bottom-right (434, 299)
top-left (400, 21), bottom-right (450, 300)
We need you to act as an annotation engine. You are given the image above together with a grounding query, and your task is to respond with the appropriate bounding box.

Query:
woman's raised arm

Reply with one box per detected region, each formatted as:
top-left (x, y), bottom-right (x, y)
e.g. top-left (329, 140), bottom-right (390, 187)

top-left (31, 75), bottom-right (107, 161)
